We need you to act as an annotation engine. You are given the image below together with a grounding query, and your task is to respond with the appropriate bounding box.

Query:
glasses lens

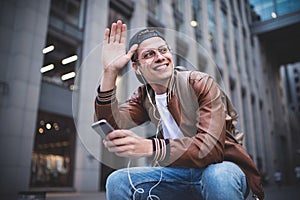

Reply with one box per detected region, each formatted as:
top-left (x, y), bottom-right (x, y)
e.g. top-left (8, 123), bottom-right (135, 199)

top-left (158, 46), bottom-right (168, 54)
top-left (141, 49), bottom-right (156, 60)
top-left (140, 45), bottom-right (169, 60)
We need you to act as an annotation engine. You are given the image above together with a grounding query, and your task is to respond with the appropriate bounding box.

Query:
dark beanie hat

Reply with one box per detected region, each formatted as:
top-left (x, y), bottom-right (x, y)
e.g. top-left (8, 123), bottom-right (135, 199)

top-left (129, 28), bottom-right (165, 61)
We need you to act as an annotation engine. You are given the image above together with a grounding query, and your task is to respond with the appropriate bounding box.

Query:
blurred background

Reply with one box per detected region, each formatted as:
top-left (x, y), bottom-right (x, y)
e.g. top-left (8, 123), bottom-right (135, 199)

top-left (0, 0), bottom-right (300, 199)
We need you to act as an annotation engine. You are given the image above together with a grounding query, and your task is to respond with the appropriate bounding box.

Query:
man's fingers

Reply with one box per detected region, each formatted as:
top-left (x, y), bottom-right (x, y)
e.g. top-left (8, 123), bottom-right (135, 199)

top-left (127, 44), bottom-right (138, 59)
top-left (115, 20), bottom-right (122, 43)
top-left (120, 23), bottom-right (127, 44)
top-left (109, 22), bottom-right (117, 43)
top-left (106, 130), bottom-right (127, 141)
top-left (105, 137), bottom-right (127, 148)
top-left (107, 20), bottom-right (126, 43)
top-left (104, 28), bottom-right (110, 44)
top-left (108, 145), bottom-right (128, 153)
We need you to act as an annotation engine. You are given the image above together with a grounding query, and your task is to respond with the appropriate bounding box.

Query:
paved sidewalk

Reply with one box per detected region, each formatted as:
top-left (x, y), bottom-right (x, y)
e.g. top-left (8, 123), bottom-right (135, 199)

top-left (261, 184), bottom-right (300, 200)
top-left (46, 192), bottom-right (106, 200)
top-left (46, 184), bottom-right (300, 200)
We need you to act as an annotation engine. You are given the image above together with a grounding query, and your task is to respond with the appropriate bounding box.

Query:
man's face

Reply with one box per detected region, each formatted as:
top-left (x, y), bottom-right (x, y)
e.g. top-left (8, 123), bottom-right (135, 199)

top-left (133, 37), bottom-right (174, 88)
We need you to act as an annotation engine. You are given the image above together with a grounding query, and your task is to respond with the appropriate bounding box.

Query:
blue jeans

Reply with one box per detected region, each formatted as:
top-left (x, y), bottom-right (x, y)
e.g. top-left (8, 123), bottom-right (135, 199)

top-left (106, 161), bottom-right (249, 200)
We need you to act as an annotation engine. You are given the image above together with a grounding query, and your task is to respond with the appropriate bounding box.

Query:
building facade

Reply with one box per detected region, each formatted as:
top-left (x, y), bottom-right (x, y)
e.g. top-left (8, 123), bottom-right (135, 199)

top-left (249, 0), bottom-right (300, 183)
top-left (0, 0), bottom-right (299, 199)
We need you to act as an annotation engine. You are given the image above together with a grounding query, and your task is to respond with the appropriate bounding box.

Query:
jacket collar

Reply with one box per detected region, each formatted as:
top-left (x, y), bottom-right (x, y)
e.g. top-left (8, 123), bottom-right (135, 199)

top-left (146, 70), bottom-right (181, 125)
top-left (167, 69), bottom-right (177, 102)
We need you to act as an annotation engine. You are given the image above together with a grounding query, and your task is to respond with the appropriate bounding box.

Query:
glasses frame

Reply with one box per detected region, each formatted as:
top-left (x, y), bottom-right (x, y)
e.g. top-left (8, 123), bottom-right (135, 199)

top-left (135, 44), bottom-right (171, 63)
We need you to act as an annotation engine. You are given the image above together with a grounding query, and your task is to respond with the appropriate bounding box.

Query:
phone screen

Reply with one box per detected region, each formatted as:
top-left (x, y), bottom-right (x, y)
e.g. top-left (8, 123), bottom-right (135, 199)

top-left (91, 119), bottom-right (114, 139)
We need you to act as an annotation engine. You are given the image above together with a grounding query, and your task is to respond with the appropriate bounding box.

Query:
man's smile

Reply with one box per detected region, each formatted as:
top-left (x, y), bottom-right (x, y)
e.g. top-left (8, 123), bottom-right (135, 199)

top-left (153, 63), bottom-right (169, 71)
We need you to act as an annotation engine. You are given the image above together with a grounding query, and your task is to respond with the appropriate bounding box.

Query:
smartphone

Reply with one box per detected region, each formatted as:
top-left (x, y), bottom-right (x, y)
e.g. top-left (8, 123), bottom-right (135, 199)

top-left (91, 119), bottom-right (114, 139)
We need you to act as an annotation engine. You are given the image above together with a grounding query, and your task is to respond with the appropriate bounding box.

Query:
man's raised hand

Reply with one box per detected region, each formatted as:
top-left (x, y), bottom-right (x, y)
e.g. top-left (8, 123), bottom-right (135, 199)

top-left (102, 20), bottom-right (138, 74)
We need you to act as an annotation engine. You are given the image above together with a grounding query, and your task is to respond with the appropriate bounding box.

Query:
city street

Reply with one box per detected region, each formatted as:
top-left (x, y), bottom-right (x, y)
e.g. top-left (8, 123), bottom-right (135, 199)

top-left (265, 184), bottom-right (300, 200)
top-left (247, 184), bottom-right (300, 200)
top-left (46, 184), bottom-right (300, 200)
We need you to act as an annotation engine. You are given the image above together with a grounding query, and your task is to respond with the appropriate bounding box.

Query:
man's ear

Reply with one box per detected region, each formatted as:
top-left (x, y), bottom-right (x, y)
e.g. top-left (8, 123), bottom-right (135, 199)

top-left (132, 62), bottom-right (141, 75)
top-left (132, 62), bottom-right (145, 84)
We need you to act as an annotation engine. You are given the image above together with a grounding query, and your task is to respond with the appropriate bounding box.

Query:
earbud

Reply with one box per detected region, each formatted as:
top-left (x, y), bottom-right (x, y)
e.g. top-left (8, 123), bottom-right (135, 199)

top-left (135, 66), bottom-right (160, 121)
top-left (137, 69), bottom-right (141, 75)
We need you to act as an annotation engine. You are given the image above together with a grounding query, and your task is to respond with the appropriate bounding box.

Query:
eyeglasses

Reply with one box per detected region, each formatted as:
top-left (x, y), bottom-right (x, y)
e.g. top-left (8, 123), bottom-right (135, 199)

top-left (138, 45), bottom-right (170, 61)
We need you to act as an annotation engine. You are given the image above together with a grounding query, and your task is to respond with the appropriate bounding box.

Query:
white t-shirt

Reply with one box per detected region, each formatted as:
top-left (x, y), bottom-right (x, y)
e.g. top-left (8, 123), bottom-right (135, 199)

top-left (155, 93), bottom-right (184, 139)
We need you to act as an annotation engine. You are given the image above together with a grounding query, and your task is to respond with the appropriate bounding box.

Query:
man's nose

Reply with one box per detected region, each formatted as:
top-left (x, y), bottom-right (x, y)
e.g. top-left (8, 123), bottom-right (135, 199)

top-left (155, 51), bottom-right (165, 61)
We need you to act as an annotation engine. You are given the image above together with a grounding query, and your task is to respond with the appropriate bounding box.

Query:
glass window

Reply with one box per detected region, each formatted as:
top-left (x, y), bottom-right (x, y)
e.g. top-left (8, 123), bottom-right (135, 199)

top-left (50, 0), bottom-right (85, 29)
top-left (248, 0), bottom-right (300, 21)
top-left (30, 111), bottom-right (76, 188)
top-left (221, 11), bottom-right (228, 37)
top-left (192, 0), bottom-right (202, 42)
top-left (41, 0), bottom-right (86, 91)
top-left (249, 0), bottom-right (274, 21)
top-left (173, 0), bottom-right (185, 32)
top-left (108, 7), bottom-right (129, 26)
top-left (222, 10), bottom-right (231, 70)
top-left (148, 0), bottom-right (161, 20)
top-left (243, 34), bottom-right (250, 76)
top-left (207, 0), bottom-right (217, 53)
top-left (108, 0), bottom-right (133, 27)
top-left (277, 0), bottom-right (300, 16)
top-left (208, 0), bottom-right (215, 36)
top-left (233, 24), bottom-right (240, 68)
top-left (41, 33), bottom-right (81, 90)
top-left (173, 0), bottom-right (185, 13)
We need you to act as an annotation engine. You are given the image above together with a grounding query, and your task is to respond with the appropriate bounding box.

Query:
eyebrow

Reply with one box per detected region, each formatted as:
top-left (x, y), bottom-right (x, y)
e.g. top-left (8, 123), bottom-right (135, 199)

top-left (139, 44), bottom-right (168, 53)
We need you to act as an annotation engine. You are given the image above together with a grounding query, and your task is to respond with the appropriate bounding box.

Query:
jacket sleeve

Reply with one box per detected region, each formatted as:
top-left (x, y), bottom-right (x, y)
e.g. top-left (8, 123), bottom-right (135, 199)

top-left (94, 86), bottom-right (150, 129)
top-left (160, 73), bottom-right (226, 168)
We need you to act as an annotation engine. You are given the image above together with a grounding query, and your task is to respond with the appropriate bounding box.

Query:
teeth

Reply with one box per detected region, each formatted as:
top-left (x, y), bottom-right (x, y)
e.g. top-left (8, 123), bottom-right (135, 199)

top-left (154, 65), bottom-right (167, 71)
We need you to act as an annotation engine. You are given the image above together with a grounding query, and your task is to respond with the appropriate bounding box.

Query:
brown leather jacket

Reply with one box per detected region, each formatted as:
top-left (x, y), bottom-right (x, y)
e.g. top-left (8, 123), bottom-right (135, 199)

top-left (94, 70), bottom-right (264, 199)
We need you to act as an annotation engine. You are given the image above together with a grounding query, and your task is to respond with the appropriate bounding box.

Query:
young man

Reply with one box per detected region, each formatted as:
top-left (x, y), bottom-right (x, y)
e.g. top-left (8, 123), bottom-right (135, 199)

top-left (94, 20), bottom-right (264, 200)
